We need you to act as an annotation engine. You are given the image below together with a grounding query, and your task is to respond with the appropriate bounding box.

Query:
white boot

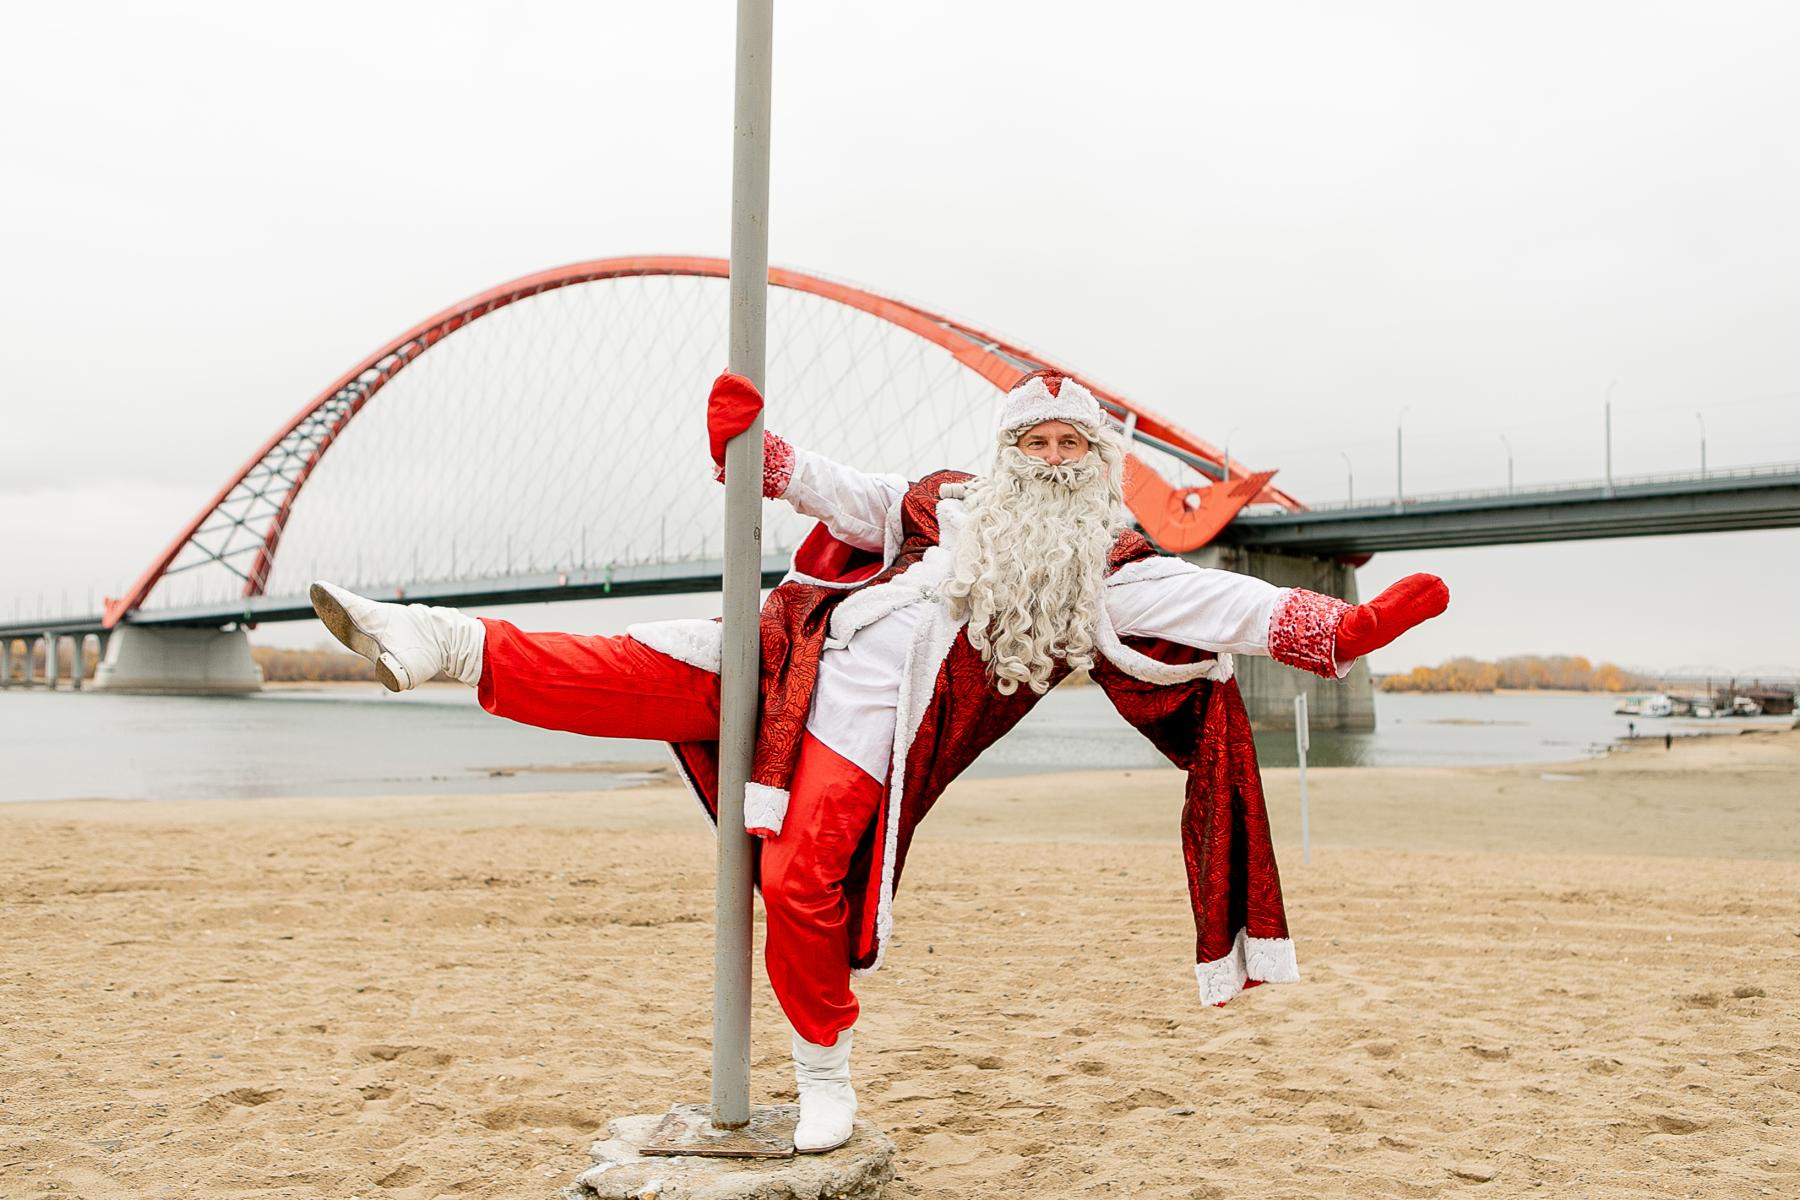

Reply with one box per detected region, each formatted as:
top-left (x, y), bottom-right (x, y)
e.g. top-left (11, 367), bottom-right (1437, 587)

top-left (792, 1029), bottom-right (856, 1153)
top-left (308, 580), bottom-right (485, 692)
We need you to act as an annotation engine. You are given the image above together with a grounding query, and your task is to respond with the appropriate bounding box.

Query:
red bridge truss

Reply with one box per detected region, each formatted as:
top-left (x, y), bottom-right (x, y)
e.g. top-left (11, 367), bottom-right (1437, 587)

top-left (104, 256), bottom-right (1299, 629)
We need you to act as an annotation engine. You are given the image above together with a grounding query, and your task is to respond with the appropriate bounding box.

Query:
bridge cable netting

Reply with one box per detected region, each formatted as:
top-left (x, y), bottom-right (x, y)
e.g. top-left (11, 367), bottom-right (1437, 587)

top-left (136, 275), bottom-right (1020, 613)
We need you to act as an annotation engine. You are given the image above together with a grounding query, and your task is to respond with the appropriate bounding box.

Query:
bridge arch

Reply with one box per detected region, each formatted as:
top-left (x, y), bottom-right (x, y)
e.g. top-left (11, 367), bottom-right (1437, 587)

top-left (106, 256), bottom-right (1296, 628)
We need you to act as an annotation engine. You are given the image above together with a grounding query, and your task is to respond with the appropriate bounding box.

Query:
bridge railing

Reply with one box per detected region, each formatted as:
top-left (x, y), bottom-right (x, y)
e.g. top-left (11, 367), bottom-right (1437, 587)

top-left (1282, 460), bottom-right (1800, 515)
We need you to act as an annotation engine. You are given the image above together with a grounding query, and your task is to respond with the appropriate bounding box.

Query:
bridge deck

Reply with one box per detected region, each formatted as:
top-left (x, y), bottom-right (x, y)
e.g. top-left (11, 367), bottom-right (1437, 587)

top-left (1219, 464), bottom-right (1800, 555)
top-left (6, 465), bottom-right (1798, 639)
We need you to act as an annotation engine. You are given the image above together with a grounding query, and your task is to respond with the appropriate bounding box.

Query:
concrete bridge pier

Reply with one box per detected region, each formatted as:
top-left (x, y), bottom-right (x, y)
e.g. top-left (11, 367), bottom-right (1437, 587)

top-left (44, 632), bottom-right (59, 690)
top-left (66, 633), bottom-right (86, 690)
top-left (1, 638), bottom-right (13, 688)
top-left (91, 625), bottom-right (263, 694)
top-left (1183, 545), bottom-right (1377, 732)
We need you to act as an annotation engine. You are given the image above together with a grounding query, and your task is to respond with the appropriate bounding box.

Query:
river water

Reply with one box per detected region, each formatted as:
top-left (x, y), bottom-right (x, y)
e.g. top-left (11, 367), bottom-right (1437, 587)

top-left (0, 684), bottom-right (1787, 805)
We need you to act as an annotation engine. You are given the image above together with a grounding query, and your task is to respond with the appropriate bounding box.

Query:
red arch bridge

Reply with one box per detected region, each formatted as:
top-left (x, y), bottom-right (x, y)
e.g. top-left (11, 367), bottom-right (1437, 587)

top-left (5, 256), bottom-right (1799, 722)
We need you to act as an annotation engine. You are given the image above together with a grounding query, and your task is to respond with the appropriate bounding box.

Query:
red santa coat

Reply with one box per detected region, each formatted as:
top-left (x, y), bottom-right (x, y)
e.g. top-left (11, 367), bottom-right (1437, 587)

top-left (637, 467), bottom-right (1299, 1007)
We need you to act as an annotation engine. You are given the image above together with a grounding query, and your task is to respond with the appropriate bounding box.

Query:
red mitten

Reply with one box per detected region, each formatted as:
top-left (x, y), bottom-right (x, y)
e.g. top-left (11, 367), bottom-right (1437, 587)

top-left (1335, 573), bottom-right (1450, 662)
top-left (708, 370), bottom-right (764, 467)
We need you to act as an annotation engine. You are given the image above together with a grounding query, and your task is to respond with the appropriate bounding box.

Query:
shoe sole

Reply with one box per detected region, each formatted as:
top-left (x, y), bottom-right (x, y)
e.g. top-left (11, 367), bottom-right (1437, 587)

top-left (794, 1135), bottom-right (852, 1155)
top-left (309, 582), bottom-right (406, 692)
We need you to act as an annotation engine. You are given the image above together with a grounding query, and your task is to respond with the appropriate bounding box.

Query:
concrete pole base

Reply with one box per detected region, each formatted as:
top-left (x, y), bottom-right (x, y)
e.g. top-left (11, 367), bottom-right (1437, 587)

top-left (90, 625), bottom-right (264, 694)
top-left (566, 1110), bottom-right (895, 1200)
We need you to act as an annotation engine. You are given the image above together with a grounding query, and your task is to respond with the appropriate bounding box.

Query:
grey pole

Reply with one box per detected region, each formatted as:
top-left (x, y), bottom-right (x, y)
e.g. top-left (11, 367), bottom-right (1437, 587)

top-left (1604, 381), bottom-right (1615, 496)
top-left (1339, 451), bottom-right (1353, 505)
top-left (1394, 406), bottom-right (1410, 511)
top-left (712, 0), bottom-right (773, 1133)
top-left (1294, 692), bottom-right (1311, 865)
top-left (1696, 412), bottom-right (1706, 477)
top-left (1500, 434), bottom-right (1513, 493)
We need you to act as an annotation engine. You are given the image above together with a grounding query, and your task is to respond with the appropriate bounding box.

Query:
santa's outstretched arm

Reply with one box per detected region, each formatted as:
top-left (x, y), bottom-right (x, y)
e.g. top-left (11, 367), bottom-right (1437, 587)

top-left (1104, 559), bottom-right (1449, 678)
top-left (708, 370), bottom-right (905, 553)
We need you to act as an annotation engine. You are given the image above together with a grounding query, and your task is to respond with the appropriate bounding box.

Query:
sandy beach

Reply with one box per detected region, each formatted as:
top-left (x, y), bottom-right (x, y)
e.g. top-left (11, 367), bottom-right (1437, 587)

top-left (2, 730), bottom-right (1796, 1199)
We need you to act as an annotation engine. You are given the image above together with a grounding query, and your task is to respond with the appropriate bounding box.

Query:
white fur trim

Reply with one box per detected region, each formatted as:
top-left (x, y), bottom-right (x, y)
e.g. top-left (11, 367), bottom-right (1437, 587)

top-left (998, 376), bottom-right (1105, 436)
top-left (1105, 555), bottom-right (1205, 588)
top-left (626, 619), bottom-right (722, 675)
top-left (1195, 928), bottom-right (1300, 1006)
top-left (857, 500), bottom-right (968, 976)
top-left (743, 782), bottom-right (789, 836)
top-left (1245, 935), bottom-right (1301, 983)
top-left (1095, 588), bottom-right (1233, 685)
top-left (824, 544), bottom-right (953, 647)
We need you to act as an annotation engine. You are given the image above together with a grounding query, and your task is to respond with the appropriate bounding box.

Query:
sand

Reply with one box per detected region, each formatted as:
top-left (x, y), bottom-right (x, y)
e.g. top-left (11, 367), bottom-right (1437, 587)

top-left (2, 730), bottom-right (1796, 1199)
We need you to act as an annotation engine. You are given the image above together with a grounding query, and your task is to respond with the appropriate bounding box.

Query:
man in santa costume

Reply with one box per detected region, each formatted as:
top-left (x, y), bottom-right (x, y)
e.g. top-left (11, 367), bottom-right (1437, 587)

top-left (309, 369), bottom-right (1448, 1153)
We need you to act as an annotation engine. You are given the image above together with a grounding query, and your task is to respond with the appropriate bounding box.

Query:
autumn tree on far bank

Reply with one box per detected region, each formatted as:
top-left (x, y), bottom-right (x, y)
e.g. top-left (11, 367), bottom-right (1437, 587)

top-left (1379, 655), bottom-right (1652, 694)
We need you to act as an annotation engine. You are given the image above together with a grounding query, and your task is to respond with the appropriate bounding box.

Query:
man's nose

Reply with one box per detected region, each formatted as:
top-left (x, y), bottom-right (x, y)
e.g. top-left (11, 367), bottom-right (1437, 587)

top-left (1045, 450), bottom-right (1065, 465)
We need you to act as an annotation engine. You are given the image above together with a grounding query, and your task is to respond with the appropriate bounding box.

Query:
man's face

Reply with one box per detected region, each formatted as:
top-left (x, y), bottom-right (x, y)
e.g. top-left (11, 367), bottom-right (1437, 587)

top-left (1016, 420), bottom-right (1091, 465)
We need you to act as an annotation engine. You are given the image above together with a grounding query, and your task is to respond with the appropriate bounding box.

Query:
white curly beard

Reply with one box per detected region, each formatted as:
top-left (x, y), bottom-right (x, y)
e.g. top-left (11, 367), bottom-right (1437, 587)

top-left (942, 431), bottom-right (1129, 695)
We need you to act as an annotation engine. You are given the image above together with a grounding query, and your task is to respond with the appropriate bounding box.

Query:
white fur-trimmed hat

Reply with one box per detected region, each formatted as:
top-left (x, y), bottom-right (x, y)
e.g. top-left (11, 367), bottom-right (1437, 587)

top-left (997, 371), bottom-right (1107, 439)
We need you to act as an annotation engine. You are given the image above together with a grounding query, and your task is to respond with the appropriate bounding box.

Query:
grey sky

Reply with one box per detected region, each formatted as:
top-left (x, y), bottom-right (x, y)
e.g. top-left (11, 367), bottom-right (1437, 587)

top-left (3, 2), bottom-right (1797, 675)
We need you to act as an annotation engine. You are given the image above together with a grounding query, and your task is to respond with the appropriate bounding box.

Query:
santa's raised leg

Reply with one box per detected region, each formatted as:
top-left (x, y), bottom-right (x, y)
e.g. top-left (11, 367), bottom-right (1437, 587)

top-left (309, 369), bottom-right (1448, 1154)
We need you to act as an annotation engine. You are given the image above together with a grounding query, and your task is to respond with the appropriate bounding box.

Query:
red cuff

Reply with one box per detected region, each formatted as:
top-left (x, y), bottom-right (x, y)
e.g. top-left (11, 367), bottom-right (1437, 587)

top-left (712, 431), bottom-right (795, 498)
top-left (1268, 589), bottom-right (1350, 678)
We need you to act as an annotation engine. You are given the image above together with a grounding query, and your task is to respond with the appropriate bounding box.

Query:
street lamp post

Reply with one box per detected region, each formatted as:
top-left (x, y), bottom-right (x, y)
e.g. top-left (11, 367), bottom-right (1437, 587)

top-left (1340, 451), bottom-right (1353, 505)
top-left (1696, 412), bottom-right (1707, 477)
top-left (1605, 380), bottom-right (1616, 496)
top-left (1395, 407), bottom-right (1410, 510)
top-left (1221, 427), bottom-right (1240, 482)
top-left (1500, 434), bottom-right (1513, 493)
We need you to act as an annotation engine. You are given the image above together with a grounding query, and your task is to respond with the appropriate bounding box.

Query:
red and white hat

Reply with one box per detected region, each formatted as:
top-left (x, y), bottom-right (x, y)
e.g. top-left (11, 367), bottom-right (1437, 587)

top-left (997, 370), bottom-right (1107, 440)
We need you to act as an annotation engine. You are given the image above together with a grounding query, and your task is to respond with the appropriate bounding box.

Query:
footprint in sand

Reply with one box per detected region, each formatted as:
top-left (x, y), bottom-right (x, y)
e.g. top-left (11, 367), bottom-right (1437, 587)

top-left (1653, 1114), bottom-right (1704, 1135)
top-left (477, 1101), bottom-right (602, 1131)
top-left (375, 1163), bottom-right (423, 1188)
top-left (355, 1044), bottom-right (454, 1068)
top-left (1095, 1087), bottom-right (1178, 1116)
top-left (197, 1087), bottom-right (283, 1118)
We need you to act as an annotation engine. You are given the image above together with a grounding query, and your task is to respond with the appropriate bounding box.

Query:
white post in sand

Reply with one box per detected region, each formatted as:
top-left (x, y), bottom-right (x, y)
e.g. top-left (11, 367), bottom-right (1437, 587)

top-left (1295, 691), bottom-right (1311, 865)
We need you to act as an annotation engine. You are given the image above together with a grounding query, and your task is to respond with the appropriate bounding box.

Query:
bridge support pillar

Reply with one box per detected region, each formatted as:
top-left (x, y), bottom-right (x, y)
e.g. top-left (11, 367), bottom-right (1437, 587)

top-left (44, 632), bottom-right (59, 690)
top-left (1183, 545), bottom-right (1376, 732)
top-left (68, 633), bottom-right (84, 690)
top-left (91, 625), bottom-right (263, 694)
top-left (1, 638), bottom-right (12, 688)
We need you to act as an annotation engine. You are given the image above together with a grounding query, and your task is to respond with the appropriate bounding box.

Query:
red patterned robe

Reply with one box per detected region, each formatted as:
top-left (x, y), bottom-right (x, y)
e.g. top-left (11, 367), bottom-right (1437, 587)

top-left (636, 467), bottom-right (1313, 1006)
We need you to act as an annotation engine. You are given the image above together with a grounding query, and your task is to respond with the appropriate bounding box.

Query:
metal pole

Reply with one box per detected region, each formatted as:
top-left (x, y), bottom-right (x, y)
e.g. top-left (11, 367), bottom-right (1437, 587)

top-left (1394, 406), bottom-right (1409, 510)
top-left (1340, 451), bottom-right (1352, 505)
top-left (1500, 434), bottom-right (1513, 493)
top-left (713, 0), bottom-right (773, 1132)
top-left (1295, 692), bottom-right (1310, 865)
top-left (1604, 381), bottom-right (1615, 496)
top-left (1696, 412), bottom-right (1706, 477)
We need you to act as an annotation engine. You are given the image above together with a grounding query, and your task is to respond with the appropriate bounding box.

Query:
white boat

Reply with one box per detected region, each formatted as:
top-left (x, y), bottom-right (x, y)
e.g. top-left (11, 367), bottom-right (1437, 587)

top-left (1731, 696), bottom-right (1763, 717)
top-left (1640, 694), bottom-right (1675, 718)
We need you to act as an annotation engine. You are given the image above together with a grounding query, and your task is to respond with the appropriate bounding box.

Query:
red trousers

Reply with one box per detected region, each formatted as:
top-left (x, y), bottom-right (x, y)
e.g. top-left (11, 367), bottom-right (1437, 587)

top-left (475, 618), bottom-right (879, 1045)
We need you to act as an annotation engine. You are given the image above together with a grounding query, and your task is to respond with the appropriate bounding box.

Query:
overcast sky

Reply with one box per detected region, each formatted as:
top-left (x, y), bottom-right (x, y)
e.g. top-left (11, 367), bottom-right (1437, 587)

top-left (3, 2), bottom-right (1797, 676)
